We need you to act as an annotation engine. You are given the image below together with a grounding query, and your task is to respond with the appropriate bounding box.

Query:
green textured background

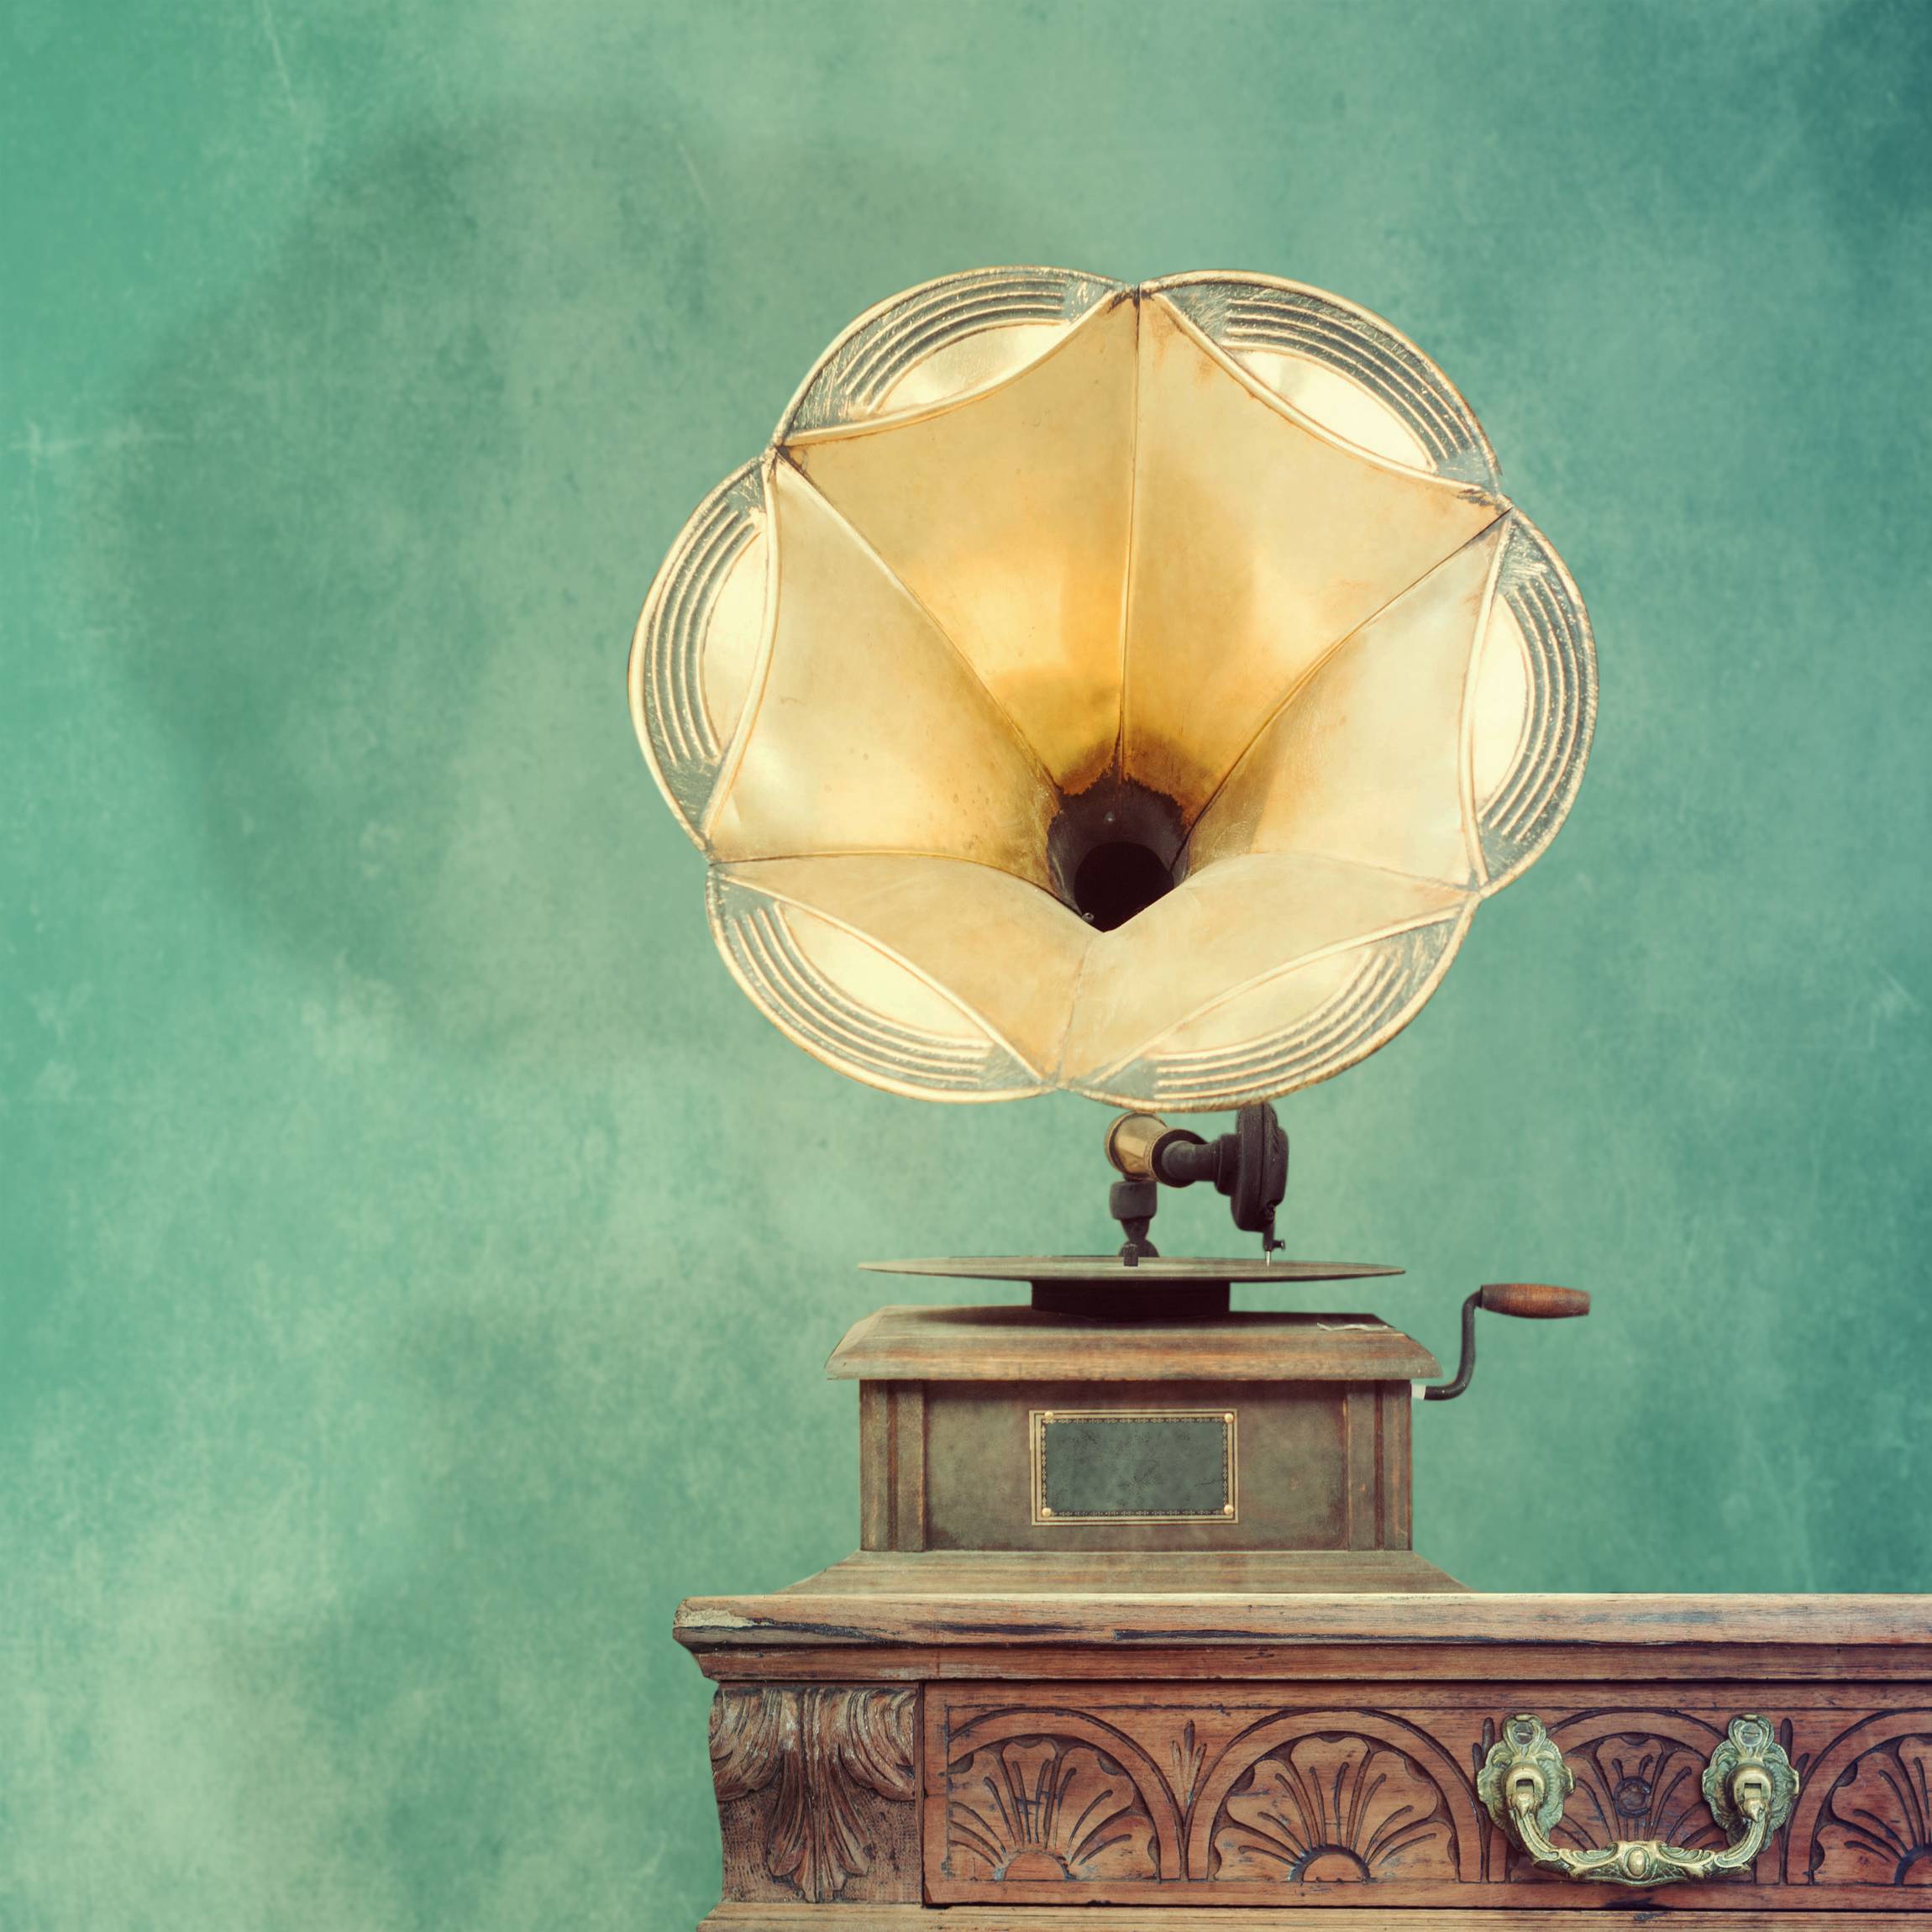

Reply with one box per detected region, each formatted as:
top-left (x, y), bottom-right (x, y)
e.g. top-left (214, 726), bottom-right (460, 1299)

top-left (5, 1), bottom-right (1929, 1924)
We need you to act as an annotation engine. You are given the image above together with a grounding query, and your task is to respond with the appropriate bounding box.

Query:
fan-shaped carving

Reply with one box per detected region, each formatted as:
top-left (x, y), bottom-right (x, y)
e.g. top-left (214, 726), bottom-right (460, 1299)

top-left (1210, 1732), bottom-right (1459, 1882)
top-left (1803, 1722), bottom-right (1932, 1887)
top-left (945, 1735), bottom-right (1160, 1884)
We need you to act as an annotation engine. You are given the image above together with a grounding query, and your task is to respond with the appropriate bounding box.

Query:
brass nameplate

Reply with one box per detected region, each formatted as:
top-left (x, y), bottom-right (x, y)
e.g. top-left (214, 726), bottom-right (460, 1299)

top-left (1031, 1409), bottom-right (1237, 1525)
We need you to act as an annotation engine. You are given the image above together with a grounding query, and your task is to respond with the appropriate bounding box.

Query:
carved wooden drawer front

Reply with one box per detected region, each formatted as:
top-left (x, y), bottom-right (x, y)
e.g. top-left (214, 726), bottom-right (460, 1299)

top-left (921, 1683), bottom-right (1932, 1908)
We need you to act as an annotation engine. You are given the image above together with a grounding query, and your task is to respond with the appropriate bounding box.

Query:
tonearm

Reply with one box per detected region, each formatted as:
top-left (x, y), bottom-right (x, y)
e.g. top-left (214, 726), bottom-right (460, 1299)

top-left (1103, 1104), bottom-right (1289, 1263)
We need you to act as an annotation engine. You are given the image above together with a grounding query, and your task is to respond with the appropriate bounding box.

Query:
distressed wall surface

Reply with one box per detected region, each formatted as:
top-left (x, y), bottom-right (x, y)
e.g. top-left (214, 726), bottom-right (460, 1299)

top-left (3, 2), bottom-right (1929, 1924)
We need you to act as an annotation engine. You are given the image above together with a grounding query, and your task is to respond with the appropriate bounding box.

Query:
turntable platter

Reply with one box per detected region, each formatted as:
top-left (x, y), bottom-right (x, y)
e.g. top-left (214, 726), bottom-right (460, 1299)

top-left (863, 1255), bottom-right (1403, 1318)
top-left (863, 1257), bottom-right (1402, 1282)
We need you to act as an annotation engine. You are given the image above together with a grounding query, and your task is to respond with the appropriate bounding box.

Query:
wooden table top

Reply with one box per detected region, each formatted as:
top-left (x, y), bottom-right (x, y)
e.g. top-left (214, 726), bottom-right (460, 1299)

top-left (677, 1551), bottom-right (1932, 1658)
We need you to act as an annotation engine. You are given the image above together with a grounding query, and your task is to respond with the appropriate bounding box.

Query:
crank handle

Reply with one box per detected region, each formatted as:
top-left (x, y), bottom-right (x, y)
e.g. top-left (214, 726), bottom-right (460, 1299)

top-left (1421, 1283), bottom-right (1588, 1401)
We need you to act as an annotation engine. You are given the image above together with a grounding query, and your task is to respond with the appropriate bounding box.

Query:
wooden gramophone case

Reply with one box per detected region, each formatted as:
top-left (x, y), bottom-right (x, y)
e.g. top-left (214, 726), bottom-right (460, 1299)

top-left (677, 1290), bottom-right (1932, 1926)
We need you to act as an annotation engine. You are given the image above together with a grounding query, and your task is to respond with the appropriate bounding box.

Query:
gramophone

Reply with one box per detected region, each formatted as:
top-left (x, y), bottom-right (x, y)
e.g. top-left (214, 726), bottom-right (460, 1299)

top-left (629, 271), bottom-right (1922, 1927)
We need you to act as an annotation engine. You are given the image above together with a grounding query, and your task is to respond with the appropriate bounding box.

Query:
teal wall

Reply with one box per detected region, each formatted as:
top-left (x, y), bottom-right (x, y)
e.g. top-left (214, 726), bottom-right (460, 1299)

top-left (5, 2), bottom-right (1929, 1924)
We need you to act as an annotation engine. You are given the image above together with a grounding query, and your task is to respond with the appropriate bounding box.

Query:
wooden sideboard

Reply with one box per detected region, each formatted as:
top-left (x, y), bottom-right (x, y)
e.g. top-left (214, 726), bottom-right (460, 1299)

top-left (677, 1563), bottom-right (1932, 1927)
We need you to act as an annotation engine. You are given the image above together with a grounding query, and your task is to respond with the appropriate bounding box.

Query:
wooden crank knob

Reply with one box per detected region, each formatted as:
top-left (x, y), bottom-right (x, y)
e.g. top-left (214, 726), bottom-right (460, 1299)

top-left (1478, 1282), bottom-right (1590, 1320)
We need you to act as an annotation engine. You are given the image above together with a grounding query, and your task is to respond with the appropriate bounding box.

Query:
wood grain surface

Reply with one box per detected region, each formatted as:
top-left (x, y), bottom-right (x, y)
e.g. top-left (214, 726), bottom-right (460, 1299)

top-left (784, 1551), bottom-right (1467, 1596)
top-left (683, 1588), bottom-right (1932, 1919)
top-left (678, 1572), bottom-right (1932, 1654)
top-left (922, 1678), bottom-right (1932, 1908)
top-left (699, 1910), bottom-right (1928, 1929)
top-left (826, 1306), bottom-right (1441, 1382)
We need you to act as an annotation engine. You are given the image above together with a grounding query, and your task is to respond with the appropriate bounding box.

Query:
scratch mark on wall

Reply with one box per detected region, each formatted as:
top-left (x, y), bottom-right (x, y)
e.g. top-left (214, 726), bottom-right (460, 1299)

top-left (257, 0), bottom-right (307, 171)
top-left (675, 137), bottom-right (713, 215)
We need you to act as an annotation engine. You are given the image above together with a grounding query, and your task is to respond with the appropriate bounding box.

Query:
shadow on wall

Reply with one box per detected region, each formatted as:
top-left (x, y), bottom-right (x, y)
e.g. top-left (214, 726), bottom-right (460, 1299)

top-left (87, 108), bottom-right (1040, 1069)
top-left (62, 112), bottom-right (1053, 1928)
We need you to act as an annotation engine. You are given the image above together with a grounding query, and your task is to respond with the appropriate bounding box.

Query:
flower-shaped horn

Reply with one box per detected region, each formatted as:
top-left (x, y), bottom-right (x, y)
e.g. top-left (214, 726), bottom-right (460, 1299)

top-left (630, 268), bottom-right (1595, 1110)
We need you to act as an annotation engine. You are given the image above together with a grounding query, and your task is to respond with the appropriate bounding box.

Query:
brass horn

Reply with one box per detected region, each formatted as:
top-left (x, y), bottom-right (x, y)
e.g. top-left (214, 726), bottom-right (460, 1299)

top-left (630, 268), bottom-right (1595, 1110)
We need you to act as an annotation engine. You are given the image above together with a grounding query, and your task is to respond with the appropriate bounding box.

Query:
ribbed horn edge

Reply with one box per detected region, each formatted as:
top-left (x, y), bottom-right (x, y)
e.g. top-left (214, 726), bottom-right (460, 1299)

top-left (1477, 512), bottom-right (1598, 893)
top-left (1078, 910), bottom-right (1474, 1111)
top-left (628, 460), bottom-right (766, 844)
top-left (706, 871), bottom-right (1049, 1104)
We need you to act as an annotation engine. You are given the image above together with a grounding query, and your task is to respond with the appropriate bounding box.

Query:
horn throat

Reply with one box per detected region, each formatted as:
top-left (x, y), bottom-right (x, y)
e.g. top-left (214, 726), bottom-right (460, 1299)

top-left (1047, 779), bottom-right (1186, 932)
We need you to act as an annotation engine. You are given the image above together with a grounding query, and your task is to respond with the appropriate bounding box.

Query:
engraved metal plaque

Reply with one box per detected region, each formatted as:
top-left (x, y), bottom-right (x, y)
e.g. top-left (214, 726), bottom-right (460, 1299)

top-left (1031, 1409), bottom-right (1237, 1525)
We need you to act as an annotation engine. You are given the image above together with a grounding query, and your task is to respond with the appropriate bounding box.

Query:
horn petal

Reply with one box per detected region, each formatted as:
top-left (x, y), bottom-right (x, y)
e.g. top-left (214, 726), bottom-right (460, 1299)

top-left (704, 459), bottom-right (1058, 885)
top-left (1060, 852), bottom-right (1471, 1099)
top-left (712, 854), bottom-right (1089, 1090)
top-left (780, 265), bottom-right (1121, 436)
top-left (790, 293), bottom-right (1137, 795)
top-left (1474, 514), bottom-right (1598, 890)
top-left (1119, 293), bottom-right (1505, 818)
top-left (1184, 520), bottom-right (1508, 885)
top-left (1150, 272), bottom-right (1500, 486)
top-left (709, 871), bottom-right (1046, 1100)
top-left (629, 461), bottom-right (768, 839)
top-left (1098, 912), bottom-right (1475, 1110)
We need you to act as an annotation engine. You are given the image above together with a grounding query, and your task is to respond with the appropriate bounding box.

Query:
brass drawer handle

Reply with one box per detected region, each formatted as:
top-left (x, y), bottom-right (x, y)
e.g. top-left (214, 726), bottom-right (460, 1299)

top-left (1478, 1714), bottom-right (1799, 1886)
